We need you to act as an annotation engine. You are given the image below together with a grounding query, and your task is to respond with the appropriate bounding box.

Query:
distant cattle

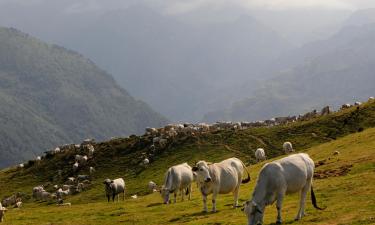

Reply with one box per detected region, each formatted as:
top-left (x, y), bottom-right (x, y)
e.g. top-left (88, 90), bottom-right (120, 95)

top-left (73, 162), bottom-right (79, 172)
top-left (103, 178), bottom-right (125, 202)
top-left (148, 181), bottom-right (157, 192)
top-left (243, 153), bottom-right (324, 225)
top-left (320, 106), bottom-right (330, 116)
top-left (283, 142), bottom-right (294, 154)
top-left (341, 103), bottom-right (352, 110)
top-left (143, 158), bottom-right (150, 165)
top-left (193, 157), bottom-right (250, 212)
top-left (87, 145), bottom-right (95, 157)
top-left (160, 163), bottom-right (194, 204)
top-left (89, 167), bottom-right (96, 174)
top-left (255, 148), bottom-right (266, 162)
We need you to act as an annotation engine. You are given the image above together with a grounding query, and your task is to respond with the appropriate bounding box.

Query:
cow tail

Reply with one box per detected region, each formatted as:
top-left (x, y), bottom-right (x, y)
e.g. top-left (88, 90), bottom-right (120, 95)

top-left (311, 186), bottom-right (325, 210)
top-left (240, 160), bottom-right (251, 184)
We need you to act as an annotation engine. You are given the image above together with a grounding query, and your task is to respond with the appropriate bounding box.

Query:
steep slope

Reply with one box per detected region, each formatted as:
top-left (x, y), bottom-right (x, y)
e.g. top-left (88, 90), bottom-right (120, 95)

top-left (0, 101), bottom-right (375, 224)
top-left (0, 27), bottom-right (168, 168)
top-left (204, 22), bottom-right (375, 122)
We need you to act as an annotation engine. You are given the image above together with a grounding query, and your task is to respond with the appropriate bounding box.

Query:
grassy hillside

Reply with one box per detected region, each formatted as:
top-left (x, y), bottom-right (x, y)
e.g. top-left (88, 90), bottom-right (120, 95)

top-left (0, 27), bottom-right (168, 167)
top-left (0, 106), bottom-right (375, 224)
top-left (0, 101), bottom-right (374, 224)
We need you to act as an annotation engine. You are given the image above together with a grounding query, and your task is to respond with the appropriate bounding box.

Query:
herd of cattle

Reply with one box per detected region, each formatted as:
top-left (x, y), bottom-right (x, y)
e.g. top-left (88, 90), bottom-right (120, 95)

top-left (1, 98), bottom-right (373, 223)
top-left (96, 141), bottom-right (326, 225)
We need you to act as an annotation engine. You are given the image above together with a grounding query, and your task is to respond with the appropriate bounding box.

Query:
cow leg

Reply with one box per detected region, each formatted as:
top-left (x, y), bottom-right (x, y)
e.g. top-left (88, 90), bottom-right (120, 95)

top-left (123, 190), bottom-right (125, 201)
top-left (188, 184), bottom-right (192, 200)
top-left (296, 182), bottom-right (310, 220)
top-left (202, 195), bottom-right (208, 212)
top-left (233, 185), bottom-right (240, 208)
top-left (117, 194), bottom-right (120, 202)
top-left (181, 188), bottom-right (184, 202)
top-left (276, 193), bottom-right (284, 224)
top-left (174, 191), bottom-right (177, 203)
top-left (212, 192), bottom-right (217, 212)
top-left (107, 195), bottom-right (110, 202)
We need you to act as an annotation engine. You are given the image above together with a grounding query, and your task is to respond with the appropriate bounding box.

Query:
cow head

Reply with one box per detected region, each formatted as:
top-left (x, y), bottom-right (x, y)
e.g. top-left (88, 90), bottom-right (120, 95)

top-left (159, 185), bottom-right (171, 204)
top-left (192, 161), bottom-right (212, 183)
top-left (243, 200), bottom-right (264, 225)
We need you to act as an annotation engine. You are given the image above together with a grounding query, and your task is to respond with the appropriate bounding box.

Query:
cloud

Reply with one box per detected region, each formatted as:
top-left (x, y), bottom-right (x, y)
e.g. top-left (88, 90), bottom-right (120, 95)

top-left (161, 0), bottom-right (357, 15)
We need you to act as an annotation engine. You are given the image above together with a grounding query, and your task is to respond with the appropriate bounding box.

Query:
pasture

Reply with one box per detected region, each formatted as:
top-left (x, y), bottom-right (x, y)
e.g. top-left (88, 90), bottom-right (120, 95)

top-left (1, 127), bottom-right (374, 225)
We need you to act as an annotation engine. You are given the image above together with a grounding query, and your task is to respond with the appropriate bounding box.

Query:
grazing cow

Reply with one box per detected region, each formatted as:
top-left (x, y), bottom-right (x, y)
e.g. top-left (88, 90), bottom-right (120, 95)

top-left (87, 145), bottom-right (95, 157)
top-left (143, 158), bottom-right (150, 165)
top-left (148, 181), bottom-right (157, 192)
top-left (283, 142), bottom-right (294, 154)
top-left (77, 175), bottom-right (90, 182)
top-left (67, 177), bottom-right (76, 185)
top-left (103, 178), bottom-right (125, 202)
top-left (192, 157), bottom-right (251, 212)
top-left (32, 186), bottom-right (44, 199)
top-left (354, 101), bottom-right (362, 106)
top-left (89, 167), bottom-right (96, 174)
top-left (131, 195), bottom-right (138, 199)
top-left (1, 195), bottom-right (17, 207)
top-left (0, 203), bottom-right (7, 222)
top-left (34, 191), bottom-right (52, 201)
top-left (18, 163), bottom-right (24, 169)
top-left (73, 162), bottom-right (79, 172)
top-left (160, 163), bottom-right (195, 204)
top-left (75, 155), bottom-right (88, 164)
top-left (341, 103), bottom-right (352, 110)
top-left (243, 153), bottom-right (324, 225)
top-left (15, 200), bottom-right (22, 208)
top-left (320, 106), bottom-right (330, 116)
top-left (255, 148), bottom-right (266, 162)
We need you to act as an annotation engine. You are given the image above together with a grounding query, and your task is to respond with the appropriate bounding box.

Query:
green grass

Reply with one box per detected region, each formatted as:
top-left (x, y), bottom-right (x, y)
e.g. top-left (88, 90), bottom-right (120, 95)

top-left (1, 101), bottom-right (375, 224)
top-left (2, 126), bottom-right (375, 225)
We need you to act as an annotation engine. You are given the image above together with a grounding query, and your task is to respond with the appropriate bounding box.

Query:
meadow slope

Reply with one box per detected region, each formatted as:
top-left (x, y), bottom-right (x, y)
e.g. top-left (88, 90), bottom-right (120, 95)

top-left (0, 101), bottom-right (375, 224)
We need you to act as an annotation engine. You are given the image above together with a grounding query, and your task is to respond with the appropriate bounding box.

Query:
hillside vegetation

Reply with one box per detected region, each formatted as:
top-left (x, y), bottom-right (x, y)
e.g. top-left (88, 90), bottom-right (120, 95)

top-left (0, 27), bottom-right (168, 168)
top-left (0, 100), bottom-right (374, 224)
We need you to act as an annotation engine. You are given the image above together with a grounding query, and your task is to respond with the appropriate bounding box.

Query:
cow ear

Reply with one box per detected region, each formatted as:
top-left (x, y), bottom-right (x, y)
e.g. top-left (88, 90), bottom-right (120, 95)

top-left (192, 166), bottom-right (198, 172)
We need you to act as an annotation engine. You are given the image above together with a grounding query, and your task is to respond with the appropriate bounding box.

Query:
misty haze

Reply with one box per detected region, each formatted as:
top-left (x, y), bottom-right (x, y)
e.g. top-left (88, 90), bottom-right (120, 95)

top-left (0, 1), bottom-right (374, 224)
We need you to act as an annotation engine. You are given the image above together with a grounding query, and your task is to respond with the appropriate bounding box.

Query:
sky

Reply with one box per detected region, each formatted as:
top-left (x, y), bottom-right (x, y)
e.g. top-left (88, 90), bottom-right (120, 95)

top-left (1, 0), bottom-right (375, 15)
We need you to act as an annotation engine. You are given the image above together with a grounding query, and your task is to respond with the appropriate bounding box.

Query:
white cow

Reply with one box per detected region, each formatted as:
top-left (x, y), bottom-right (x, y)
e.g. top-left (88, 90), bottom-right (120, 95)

top-left (87, 145), bottom-right (95, 157)
top-left (255, 148), bottom-right (266, 162)
top-left (73, 162), bottom-right (79, 172)
top-left (283, 142), bottom-right (294, 154)
top-left (143, 158), bottom-right (150, 165)
top-left (148, 181), bottom-right (157, 192)
top-left (75, 155), bottom-right (88, 164)
top-left (160, 163), bottom-right (194, 204)
top-left (89, 167), bottom-right (96, 174)
top-left (243, 153), bottom-right (324, 225)
top-left (0, 203), bottom-right (7, 222)
top-left (192, 157), bottom-right (250, 212)
top-left (354, 101), bottom-right (362, 106)
top-left (369, 97), bottom-right (374, 101)
top-left (103, 178), bottom-right (125, 202)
